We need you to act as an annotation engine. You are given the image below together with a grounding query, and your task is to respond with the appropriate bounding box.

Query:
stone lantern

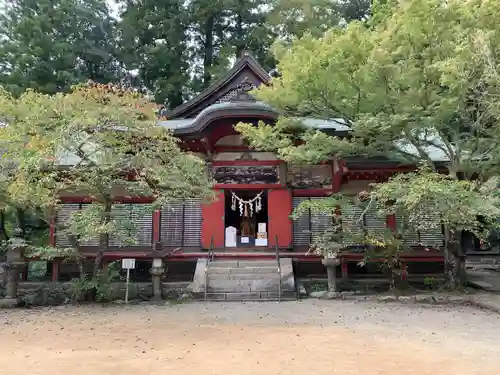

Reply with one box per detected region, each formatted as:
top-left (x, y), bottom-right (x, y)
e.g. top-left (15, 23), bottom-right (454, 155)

top-left (0, 228), bottom-right (27, 308)
top-left (150, 258), bottom-right (165, 301)
top-left (149, 242), bottom-right (165, 301)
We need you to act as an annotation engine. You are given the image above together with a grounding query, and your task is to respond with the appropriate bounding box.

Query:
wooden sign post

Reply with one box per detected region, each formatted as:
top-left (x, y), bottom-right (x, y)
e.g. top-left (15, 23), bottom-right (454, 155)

top-left (121, 258), bottom-right (136, 304)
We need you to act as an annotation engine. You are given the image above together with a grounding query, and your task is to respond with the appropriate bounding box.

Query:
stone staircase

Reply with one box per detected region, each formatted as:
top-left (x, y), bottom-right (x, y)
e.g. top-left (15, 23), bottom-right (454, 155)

top-left (190, 258), bottom-right (297, 301)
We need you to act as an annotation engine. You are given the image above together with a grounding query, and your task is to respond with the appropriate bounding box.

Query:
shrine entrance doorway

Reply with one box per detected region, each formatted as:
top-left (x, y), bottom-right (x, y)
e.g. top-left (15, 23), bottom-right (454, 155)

top-left (224, 190), bottom-right (268, 249)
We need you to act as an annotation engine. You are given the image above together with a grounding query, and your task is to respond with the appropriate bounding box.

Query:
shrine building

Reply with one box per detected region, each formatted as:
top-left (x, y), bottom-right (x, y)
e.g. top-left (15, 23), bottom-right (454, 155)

top-left (41, 54), bottom-right (465, 296)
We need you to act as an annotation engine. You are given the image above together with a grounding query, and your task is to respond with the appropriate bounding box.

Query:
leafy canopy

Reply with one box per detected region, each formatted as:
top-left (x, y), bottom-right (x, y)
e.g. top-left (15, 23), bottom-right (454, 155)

top-left (237, 0), bottom-right (500, 263)
top-left (0, 82), bottom-right (212, 247)
top-left (238, 0), bottom-right (500, 177)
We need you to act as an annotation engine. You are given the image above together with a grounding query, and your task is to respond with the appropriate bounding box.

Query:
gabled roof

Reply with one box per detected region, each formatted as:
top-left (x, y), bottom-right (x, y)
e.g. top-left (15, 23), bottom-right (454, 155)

top-left (165, 54), bottom-right (272, 119)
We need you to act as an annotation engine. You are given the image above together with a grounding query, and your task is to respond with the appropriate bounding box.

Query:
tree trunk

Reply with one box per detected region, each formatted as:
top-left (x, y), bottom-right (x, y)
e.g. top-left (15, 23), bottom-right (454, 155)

top-left (235, 1), bottom-right (244, 58)
top-left (78, 259), bottom-right (85, 281)
top-left (443, 227), bottom-right (466, 290)
top-left (93, 202), bottom-right (111, 284)
top-left (203, 15), bottom-right (214, 88)
top-left (444, 244), bottom-right (466, 290)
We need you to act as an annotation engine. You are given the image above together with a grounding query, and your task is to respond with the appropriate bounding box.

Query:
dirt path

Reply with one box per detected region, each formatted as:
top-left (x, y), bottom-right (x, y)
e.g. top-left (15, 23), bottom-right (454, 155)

top-left (1, 300), bottom-right (499, 375)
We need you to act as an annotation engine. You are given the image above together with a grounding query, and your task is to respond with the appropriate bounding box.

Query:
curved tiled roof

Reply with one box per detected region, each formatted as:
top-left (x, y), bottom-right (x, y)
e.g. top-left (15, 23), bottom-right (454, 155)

top-left (158, 101), bottom-right (350, 135)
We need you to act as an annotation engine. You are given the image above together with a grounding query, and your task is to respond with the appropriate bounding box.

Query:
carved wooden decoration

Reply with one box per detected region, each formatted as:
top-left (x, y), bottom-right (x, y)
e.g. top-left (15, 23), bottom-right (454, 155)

top-left (213, 165), bottom-right (279, 184)
top-left (287, 165), bottom-right (332, 189)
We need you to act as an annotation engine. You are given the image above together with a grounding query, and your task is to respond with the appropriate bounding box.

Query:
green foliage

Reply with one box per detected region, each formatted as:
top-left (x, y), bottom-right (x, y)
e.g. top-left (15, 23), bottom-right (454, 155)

top-left (237, 0), bottom-right (500, 289)
top-left (239, 0), bottom-right (500, 178)
top-left (67, 276), bottom-right (96, 302)
top-left (0, 82), bottom-right (212, 282)
top-left (27, 261), bottom-right (48, 280)
top-left (118, 0), bottom-right (190, 107)
top-left (372, 167), bottom-right (500, 242)
top-left (95, 261), bottom-right (124, 302)
top-left (67, 261), bottom-right (123, 303)
top-left (267, 0), bottom-right (341, 43)
top-left (423, 277), bottom-right (438, 290)
top-left (0, 0), bottom-right (122, 96)
top-left (0, 0), bottom-right (372, 106)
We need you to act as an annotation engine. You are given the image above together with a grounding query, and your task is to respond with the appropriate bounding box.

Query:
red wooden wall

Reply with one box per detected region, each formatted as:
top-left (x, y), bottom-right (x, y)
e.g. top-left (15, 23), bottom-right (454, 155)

top-left (268, 189), bottom-right (293, 248)
top-left (201, 190), bottom-right (225, 249)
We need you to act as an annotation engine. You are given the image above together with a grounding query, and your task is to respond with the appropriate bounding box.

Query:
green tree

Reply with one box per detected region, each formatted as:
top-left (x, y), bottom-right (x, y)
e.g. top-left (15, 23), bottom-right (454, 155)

top-left (0, 82), bottom-right (212, 295)
top-left (336, 0), bottom-right (372, 22)
top-left (267, 0), bottom-right (373, 44)
top-left (118, 0), bottom-right (191, 107)
top-left (237, 0), bottom-right (500, 289)
top-left (0, 0), bottom-right (122, 96)
top-left (222, 0), bottom-right (276, 70)
top-left (186, 0), bottom-right (275, 90)
top-left (267, 0), bottom-right (341, 43)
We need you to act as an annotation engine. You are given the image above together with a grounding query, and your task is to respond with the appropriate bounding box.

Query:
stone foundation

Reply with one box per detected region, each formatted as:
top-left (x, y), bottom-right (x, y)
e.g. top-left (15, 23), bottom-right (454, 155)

top-left (5, 281), bottom-right (191, 307)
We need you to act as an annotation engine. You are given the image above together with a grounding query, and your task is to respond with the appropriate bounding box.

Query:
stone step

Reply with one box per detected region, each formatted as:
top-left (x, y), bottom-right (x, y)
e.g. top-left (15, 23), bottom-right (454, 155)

top-left (209, 260), bottom-right (278, 269)
top-left (207, 266), bottom-right (279, 275)
top-left (203, 291), bottom-right (297, 301)
top-left (208, 260), bottom-right (239, 268)
top-left (206, 280), bottom-right (281, 292)
top-left (190, 257), bottom-right (296, 301)
top-left (208, 273), bottom-right (281, 281)
top-left (236, 260), bottom-right (278, 268)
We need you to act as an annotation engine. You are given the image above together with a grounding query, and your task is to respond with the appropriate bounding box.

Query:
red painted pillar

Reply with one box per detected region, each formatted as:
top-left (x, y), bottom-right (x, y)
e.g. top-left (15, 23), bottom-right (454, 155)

top-left (387, 214), bottom-right (397, 231)
top-left (201, 190), bottom-right (225, 249)
top-left (341, 260), bottom-right (348, 280)
top-left (268, 189), bottom-right (292, 248)
top-left (332, 158), bottom-right (344, 193)
top-left (401, 261), bottom-right (407, 281)
top-left (152, 209), bottom-right (161, 245)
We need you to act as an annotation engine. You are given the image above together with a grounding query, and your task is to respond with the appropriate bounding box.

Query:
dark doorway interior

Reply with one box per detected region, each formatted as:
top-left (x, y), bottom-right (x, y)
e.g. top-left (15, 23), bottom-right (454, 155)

top-left (224, 190), bottom-right (268, 248)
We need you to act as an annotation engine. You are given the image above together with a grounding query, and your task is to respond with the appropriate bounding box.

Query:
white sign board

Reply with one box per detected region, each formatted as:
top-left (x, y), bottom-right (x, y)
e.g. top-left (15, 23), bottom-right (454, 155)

top-left (122, 258), bottom-right (136, 269)
top-left (225, 226), bottom-right (237, 247)
top-left (241, 236), bottom-right (250, 244)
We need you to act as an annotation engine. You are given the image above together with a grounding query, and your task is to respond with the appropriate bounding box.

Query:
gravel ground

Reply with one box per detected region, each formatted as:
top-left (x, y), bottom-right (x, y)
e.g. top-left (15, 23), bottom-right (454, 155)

top-left (1, 300), bottom-right (499, 375)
